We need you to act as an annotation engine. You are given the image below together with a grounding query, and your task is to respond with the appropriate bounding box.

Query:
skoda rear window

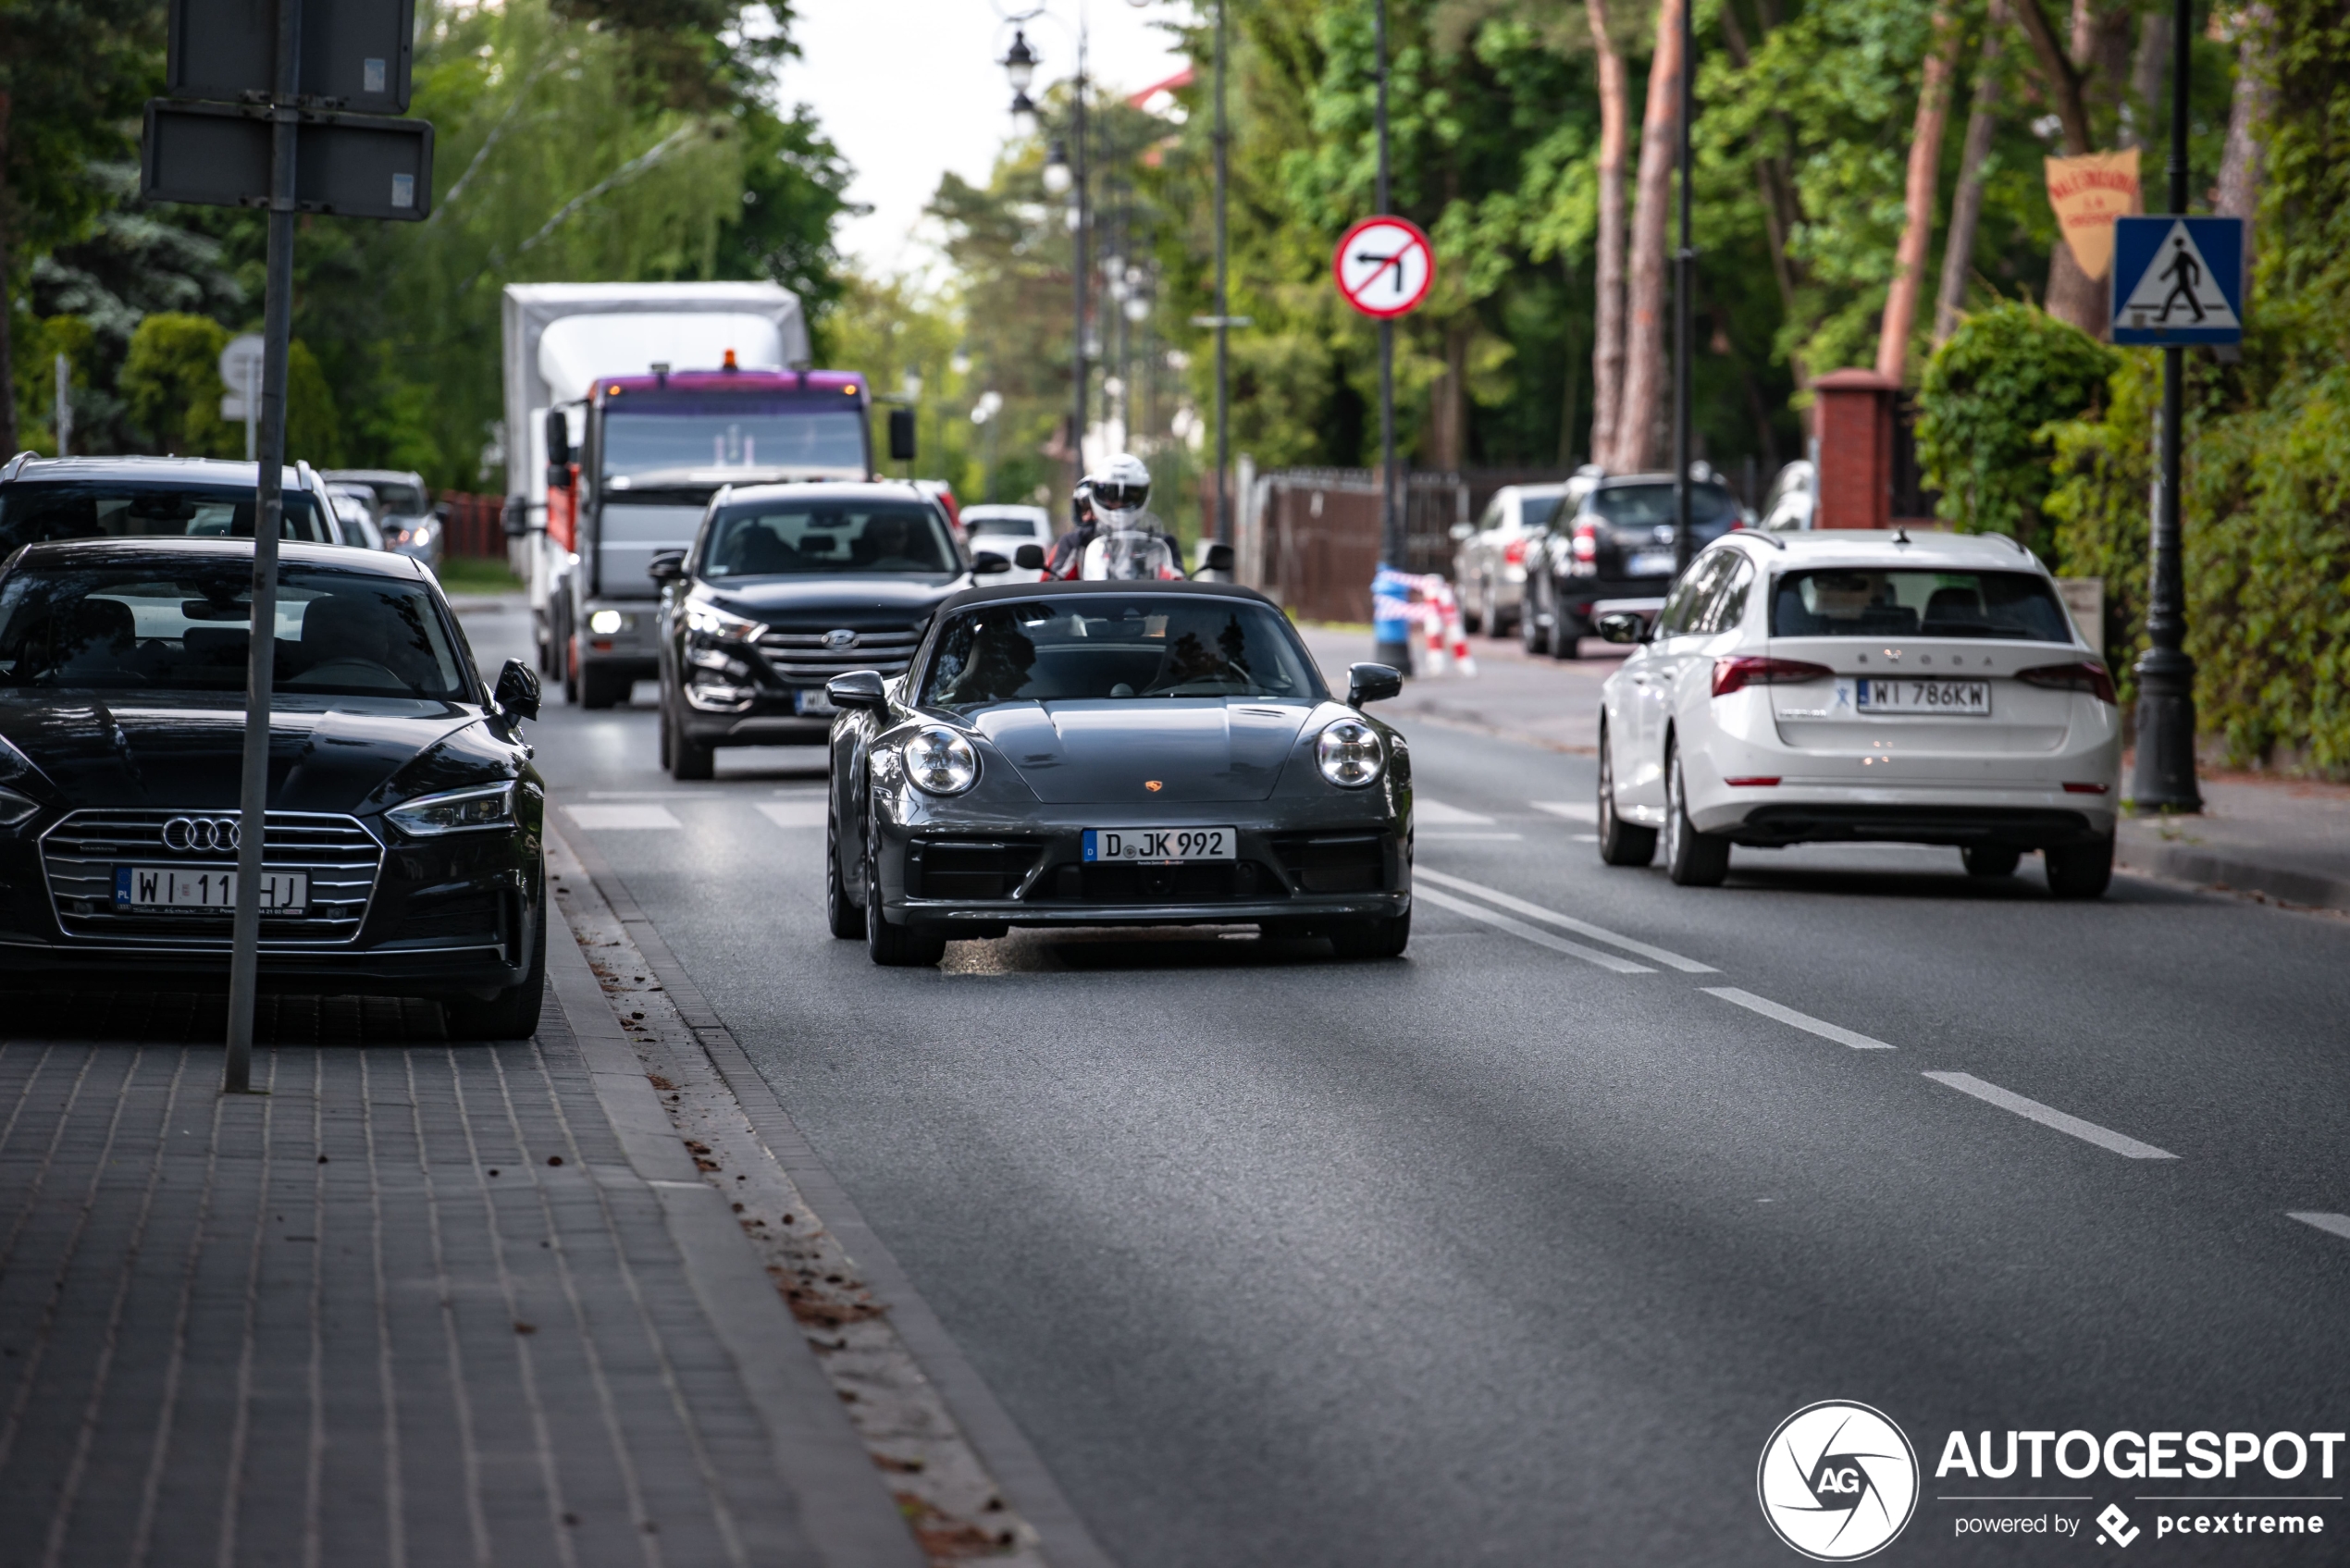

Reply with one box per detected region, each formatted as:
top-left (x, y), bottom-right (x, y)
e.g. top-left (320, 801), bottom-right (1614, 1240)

top-left (0, 484), bottom-right (328, 551)
top-left (1771, 569), bottom-right (2075, 641)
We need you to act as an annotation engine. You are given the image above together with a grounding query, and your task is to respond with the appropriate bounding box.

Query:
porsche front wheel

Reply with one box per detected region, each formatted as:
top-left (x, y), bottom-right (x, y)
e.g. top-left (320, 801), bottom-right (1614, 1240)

top-left (825, 809), bottom-right (865, 939)
top-left (865, 840), bottom-right (946, 967)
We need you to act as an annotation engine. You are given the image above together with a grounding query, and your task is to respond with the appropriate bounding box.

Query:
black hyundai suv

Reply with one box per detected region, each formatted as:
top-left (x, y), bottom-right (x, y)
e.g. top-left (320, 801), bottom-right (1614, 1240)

top-left (649, 480), bottom-right (1036, 779)
top-left (1520, 472), bottom-right (1743, 658)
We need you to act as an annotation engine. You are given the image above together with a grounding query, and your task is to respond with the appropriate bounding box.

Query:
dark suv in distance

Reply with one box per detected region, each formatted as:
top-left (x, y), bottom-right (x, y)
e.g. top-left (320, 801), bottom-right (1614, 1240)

top-left (0, 454), bottom-right (348, 550)
top-left (1520, 472), bottom-right (1744, 658)
top-left (649, 480), bottom-right (1033, 780)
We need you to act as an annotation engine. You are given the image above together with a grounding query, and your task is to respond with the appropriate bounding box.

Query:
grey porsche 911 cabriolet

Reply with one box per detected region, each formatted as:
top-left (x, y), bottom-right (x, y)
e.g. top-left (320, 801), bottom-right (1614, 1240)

top-left (822, 580), bottom-right (1413, 966)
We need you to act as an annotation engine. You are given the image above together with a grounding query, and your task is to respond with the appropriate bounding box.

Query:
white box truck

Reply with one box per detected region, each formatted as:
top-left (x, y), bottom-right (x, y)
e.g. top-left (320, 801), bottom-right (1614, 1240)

top-left (501, 282), bottom-right (878, 706)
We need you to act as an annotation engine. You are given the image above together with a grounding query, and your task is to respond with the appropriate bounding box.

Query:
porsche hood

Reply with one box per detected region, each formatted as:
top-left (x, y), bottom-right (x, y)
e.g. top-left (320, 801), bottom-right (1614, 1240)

top-left (968, 700), bottom-right (1318, 804)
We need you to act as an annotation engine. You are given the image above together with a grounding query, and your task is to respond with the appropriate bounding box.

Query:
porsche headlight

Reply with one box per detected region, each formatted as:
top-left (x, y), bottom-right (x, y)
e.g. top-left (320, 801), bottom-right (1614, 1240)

top-left (1317, 718), bottom-right (1385, 788)
top-left (903, 726), bottom-right (978, 796)
top-left (386, 781), bottom-right (516, 837)
top-left (686, 599), bottom-right (768, 643)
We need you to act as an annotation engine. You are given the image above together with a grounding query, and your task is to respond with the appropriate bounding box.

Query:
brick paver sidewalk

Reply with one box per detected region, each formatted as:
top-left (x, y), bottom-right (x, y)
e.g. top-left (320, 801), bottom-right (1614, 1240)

top-left (0, 988), bottom-right (909, 1568)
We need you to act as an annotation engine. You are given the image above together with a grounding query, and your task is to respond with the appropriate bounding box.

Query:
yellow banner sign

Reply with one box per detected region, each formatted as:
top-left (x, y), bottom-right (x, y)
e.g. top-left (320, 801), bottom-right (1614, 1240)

top-left (2044, 148), bottom-right (2142, 280)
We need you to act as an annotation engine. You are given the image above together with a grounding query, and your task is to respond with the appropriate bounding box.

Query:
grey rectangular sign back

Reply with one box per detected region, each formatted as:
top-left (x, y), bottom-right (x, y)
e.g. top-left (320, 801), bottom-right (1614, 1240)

top-left (142, 100), bottom-right (434, 220)
top-left (167, 0), bottom-right (416, 114)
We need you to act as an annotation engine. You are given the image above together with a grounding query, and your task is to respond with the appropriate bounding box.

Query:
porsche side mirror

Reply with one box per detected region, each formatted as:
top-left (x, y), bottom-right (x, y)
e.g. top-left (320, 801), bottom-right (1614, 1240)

top-left (647, 549), bottom-right (686, 584)
top-left (1347, 662), bottom-right (1403, 707)
top-left (494, 658), bottom-right (541, 721)
top-left (1595, 611), bottom-right (1647, 645)
top-left (1195, 541), bottom-right (1235, 578)
top-left (1013, 543), bottom-right (1046, 571)
top-left (973, 550), bottom-right (1011, 574)
top-left (825, 670), bottom-right (889, 711)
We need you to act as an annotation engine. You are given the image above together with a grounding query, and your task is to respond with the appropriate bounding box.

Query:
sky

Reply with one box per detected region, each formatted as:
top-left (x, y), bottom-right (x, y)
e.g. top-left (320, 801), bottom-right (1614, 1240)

top-left (773, 1), bottom-right (1193, 276)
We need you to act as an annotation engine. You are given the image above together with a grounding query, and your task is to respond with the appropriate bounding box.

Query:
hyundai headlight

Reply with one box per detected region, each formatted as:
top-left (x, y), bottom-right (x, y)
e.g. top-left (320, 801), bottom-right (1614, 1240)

top-left (904, 726), bottom-right (979, 796)
top-left (1317, 718), bottom-right (1385, 788)
top-left (686, 599), bottom-right (768, 643)
top-left (385, 781), bottom-right (516, 837)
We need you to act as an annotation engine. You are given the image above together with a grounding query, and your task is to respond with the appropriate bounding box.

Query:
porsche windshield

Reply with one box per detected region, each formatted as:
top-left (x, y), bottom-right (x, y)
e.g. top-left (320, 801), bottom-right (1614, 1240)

top-left (0, 562), bottom-right (472, 699)
top-left (923, 597), bottom-right (1323, 707)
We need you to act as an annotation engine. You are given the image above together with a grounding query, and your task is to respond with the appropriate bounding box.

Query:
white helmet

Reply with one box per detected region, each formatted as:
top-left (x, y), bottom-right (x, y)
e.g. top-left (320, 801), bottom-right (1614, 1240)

top-left (1085, 452), bottom-right (1152, 525)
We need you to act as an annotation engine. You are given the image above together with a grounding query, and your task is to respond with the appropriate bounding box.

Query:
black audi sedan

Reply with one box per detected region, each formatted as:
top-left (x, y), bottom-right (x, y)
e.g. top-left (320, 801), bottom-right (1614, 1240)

top-left (649, 481), bottom-right (1034, 780)
top-left (0, 537), bottom-right (548, 1034)
top-left (822, 580), bottom-right (1413, 967)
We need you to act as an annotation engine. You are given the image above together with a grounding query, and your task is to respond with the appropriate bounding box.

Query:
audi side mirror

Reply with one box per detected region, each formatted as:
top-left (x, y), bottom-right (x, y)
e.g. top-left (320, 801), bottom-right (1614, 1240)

top-left (972, 550), bottom-right (1011, 574)
top-left (825, 670), bottom-right (889, 711)
top-left (1347, 662), bottom-right (1403, 707)
top-left (1013, 543), bottom-right (1045, 571)
top-left (494, 658), bottom-right (541, 721)
top-left (647, 549), bottom-right (686, 584)
top-left (1595, 611), bottom-right (1647, 645)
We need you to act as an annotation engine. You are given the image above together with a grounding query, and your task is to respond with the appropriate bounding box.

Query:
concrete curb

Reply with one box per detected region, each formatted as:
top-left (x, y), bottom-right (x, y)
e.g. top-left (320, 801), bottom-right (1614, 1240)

top-left (2117, 833), bottom-right (2350, 913)
top-left (544, 851), bottom-right (930, 1568)
top-left (563, 826), bottom-right (1120, 1568)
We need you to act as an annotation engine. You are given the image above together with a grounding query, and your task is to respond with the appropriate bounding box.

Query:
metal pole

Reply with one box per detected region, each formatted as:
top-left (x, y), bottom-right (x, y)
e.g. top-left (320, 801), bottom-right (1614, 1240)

top-left (1376, 0), bottom-right (1397, 574)
top-left (244, 358), bottom-right (258, 463)
top-left (225, 0), bottom-right (300, 1093)
top-left (2130, 0), bottom-right (2199, 812)
top-left (1672, 0), bottom-right (1694, 576)
top-left (1213, 0), bottom-right (1231, 545)
top-left (52, 353), bottom-right (69, 459)
top-left (1070, 16), bottom-right (1089, 490)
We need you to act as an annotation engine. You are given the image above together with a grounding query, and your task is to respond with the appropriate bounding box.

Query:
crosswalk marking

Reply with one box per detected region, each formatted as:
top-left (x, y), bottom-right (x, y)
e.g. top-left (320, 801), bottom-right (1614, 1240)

top-left (1415, 799), bottom-right (1495, 824)
top-left (757, 801), bottom-right (827, 829)
top-left (1416, 869), bottom-right (1715, 972)
top-left (1529, 800), bottom-right (1599, 823)
top-left (563, 803), bottom-right (682, 830)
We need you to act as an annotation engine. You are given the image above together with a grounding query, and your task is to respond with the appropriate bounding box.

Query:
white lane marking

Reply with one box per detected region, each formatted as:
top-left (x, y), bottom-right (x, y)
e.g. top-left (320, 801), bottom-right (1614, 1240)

top-left (1416, 831), bottom-right (1523, 841)
top-left (1416, 799), bottom-right (1496, 824)
top-left (1923, 1071), bottom-right (2179, 1160)
top-left (563, 804), bottom-right (682, 830)
top-left (1572, 833), bottom-right (1600, 843)
top-left (1416, 869), bottom-right (1716, 972)
top-left (1414, 886), bottom-right (1654, 973)
top-left (757, 801), bottom-right (828, 829)
top-left (1703, 986), bottom-right (1894, 1048)
top-left (587, 790), bottom-right (700, 799)
top-left (2287, 1212), bottom-right (2350, 1241)
top-left (1530, 800), bottom-right (1599, 823)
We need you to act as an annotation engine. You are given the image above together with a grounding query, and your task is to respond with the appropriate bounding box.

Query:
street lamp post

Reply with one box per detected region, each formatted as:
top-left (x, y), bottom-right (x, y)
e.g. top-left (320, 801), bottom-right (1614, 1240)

top-left (1214, 0), bottom-right (1231, 546)
top-left (2130, 0), bottom-right (2201, 813)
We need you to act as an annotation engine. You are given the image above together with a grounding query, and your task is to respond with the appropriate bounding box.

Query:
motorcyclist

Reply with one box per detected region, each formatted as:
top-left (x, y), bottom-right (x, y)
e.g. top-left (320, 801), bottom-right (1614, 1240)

top-left (1073, 454), bottom-right (1181, 581)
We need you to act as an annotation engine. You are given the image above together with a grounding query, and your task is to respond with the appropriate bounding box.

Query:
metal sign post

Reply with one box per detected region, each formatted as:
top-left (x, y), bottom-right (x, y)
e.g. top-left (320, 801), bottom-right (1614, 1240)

top-left (142, 0), bottom-right (432, 1093)
top-left (1334, 208), bottom-right (1433, 674)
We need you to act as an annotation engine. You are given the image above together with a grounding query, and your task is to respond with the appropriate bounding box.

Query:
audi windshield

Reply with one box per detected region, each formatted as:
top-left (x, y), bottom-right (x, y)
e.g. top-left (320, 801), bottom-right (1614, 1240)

top-left (0, 562), bottom-right (474, 699)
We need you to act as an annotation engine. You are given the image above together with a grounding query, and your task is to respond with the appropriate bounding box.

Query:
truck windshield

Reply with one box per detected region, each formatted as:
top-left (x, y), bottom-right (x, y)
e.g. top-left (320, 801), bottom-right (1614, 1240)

top-left (602, 402), bottom-right (866, 480)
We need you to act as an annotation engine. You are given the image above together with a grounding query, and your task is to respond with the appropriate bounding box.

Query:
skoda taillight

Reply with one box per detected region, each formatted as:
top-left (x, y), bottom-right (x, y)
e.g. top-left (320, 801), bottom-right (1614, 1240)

top-left (1713, 656), bottom-right (1833, 698)
top-left (2016, 661), bottom-right (2118, 705)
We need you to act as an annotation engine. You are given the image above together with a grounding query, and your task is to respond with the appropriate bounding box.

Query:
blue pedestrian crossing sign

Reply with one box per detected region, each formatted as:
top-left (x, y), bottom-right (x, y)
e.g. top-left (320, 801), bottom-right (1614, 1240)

top-left (2111, 216), bottom-right (2244, 344)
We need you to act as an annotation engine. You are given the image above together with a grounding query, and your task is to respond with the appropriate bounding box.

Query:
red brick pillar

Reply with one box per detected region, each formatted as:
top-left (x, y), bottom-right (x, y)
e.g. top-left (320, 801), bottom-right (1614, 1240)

top-left (1812, 369), bottom-right (1898, 530)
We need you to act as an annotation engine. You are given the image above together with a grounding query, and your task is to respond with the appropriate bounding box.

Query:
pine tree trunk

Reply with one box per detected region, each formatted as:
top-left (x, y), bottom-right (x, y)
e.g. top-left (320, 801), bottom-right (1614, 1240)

top-left (1935, 2), bottom-right (2006, 345)
top-left (0, 91), bottom-right (15, 458)
top-left (1878, 6), bottom-right (1961, 380)
top-left (1585, 0), bottom-right (1629, 469)
top-left (1615, 0), bottom-right (1683, 473)
top-left (1428, 321), bottom-right (1469, 470)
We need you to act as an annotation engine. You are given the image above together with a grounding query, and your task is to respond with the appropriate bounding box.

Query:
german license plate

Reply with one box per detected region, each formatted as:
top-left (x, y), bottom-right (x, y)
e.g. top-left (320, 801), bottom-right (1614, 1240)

top-left (1849, 677), bottom-right (1992, 716)
top-left (1626, 549), bottom-right (1678, 577)
top-left (1082, 827), bottom-right (1236, 864)
top-left (795, 687), bottom-right (837, 716)
top-left (114, 867), bottom-right (308, 914)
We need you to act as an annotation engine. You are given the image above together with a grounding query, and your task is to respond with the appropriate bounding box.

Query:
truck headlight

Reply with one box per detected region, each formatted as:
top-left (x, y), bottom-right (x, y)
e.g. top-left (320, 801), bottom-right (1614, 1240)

top-left (686, 599), bottom-right (767, 643)
top-left (904, 727), bottom-right (978, 796)
top-left (386, 781), bottom-right (516, 837)
top-left (1317, 718), bottom-right (1385, 788)
top-left (588, 610), bottom-right (627, 635)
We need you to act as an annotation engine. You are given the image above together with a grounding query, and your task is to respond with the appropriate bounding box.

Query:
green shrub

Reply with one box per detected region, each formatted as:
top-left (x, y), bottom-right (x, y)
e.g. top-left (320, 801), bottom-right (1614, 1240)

top-left (1914, 301), bottom-right (2118, 558)
top-left (119, 314), bottom-right (341, 465)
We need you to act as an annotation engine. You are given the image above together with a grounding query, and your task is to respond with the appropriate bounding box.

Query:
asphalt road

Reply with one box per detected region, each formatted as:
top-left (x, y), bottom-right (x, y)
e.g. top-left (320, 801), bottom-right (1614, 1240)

top-left (462, 597), bottom-right (2350, 1566)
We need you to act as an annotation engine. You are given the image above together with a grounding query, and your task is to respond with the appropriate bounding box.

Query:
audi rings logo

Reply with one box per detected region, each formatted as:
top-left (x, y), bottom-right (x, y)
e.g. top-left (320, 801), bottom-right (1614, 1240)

top-left (162, 816), bottom-right (241, 854)
top-left (822, 628), bottom-right (860, 650)
top-left (1758, 1401), bottom-right (1919, 1562)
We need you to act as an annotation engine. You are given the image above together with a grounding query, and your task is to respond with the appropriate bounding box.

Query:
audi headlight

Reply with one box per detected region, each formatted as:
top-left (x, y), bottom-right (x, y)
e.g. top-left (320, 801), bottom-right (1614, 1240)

top-left (0, 784), bottom-right (39, 827)
top-left (386, 782), bottom-right (516, 837)
top-left (903, 726), bottom-right (979, 796)
top-left (686, 599), bottom-right (768, 643)
top-left (1317, 718), bottom-right (1385, 788)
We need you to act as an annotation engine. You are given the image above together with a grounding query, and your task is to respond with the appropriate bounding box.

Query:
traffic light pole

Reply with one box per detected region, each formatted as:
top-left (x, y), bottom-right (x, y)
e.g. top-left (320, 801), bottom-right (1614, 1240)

top-left (224, 0), bottom-right (299, 1093)
top-left (2130, 0), bottom-right (2200, 813)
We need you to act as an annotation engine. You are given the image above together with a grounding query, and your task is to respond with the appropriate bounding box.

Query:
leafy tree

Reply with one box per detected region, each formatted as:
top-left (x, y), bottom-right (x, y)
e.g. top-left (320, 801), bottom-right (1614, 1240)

top-left (1915, 299), bottom-right (2115, 551)
top-left (118, 313), bottom-right (340, 463)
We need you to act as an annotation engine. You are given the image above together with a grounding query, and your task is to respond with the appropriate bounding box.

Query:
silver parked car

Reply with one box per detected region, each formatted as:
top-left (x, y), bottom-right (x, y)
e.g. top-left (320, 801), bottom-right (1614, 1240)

top-left (1760, 459), bottom-right (1817, 532)
top-left (1450, 471), bottom-right (1599, 637)
top-left (322, 468), bottom-right (439, 565)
